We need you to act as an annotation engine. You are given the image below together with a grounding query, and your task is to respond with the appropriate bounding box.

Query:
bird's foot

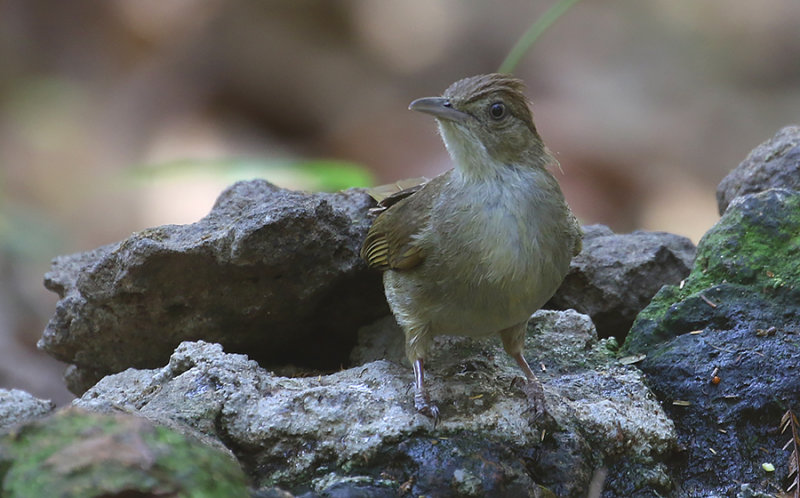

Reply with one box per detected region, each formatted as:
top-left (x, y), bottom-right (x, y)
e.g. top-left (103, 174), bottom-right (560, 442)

top-left (414, 391), bottom-right (440, 425)
top-left (512, 376), bottom-right (547, 420)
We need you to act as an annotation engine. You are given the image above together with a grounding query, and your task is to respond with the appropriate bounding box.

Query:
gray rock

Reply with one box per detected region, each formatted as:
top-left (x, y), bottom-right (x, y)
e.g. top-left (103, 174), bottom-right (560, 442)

top-left (0, 388), bottom-right (55, 432)
top-left (716, 125), bottom-right (800, 214)
top-left (548, 224), bottom-right (696, 339)
top-left (349, 315), bottom-right (404, 366)
top-left (39, 180), bottom-right (388, 394)
top-left (75, 310), bottom-right (677, 497)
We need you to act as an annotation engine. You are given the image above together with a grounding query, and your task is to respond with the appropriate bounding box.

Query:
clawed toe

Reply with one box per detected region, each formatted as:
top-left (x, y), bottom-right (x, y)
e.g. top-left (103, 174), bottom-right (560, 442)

top-left (414, 392), bottom-right (440, 426)
top-left (516, 377), bottom-right (547, 419)
top-left (510, 375), bottom-right (527, 389)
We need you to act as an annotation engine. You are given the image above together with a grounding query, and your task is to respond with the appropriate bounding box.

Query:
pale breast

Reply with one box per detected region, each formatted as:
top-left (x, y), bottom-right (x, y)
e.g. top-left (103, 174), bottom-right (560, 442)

top-left (414, 168), bottom-right (573, 336)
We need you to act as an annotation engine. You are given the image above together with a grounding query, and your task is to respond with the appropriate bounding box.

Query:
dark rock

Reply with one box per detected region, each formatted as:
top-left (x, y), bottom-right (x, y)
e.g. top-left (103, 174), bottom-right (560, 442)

top-left (624, 188), bottom-right (800, 495)
top-left (548, 224), bottom-right (696, 339)
top-left (75, 311), bottom-right (677, 497)
top-left (636, 316), bottom-right (798, 496)
top-left (38, 180), bottom-right (388, 394)
top-left (0, 406), bottom-right (250, 497)
top-left (349, 315), bottom-right (405, 366)
top-left (625, 189), bottom-right (800, 354)
top-left (0, 389), bottom-right (55, 432)
top-left (716, 125), bottom-right (800, 214)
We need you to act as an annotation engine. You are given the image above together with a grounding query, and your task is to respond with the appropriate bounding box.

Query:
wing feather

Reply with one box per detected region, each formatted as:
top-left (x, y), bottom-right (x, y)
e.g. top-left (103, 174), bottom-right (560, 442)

top-left (361, 172), bottom-right (450, 271)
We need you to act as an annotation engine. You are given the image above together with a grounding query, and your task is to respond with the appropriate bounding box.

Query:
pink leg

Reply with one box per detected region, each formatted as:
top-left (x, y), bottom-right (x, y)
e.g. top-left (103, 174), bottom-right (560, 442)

top-left (511, 351), bottom-right (537, 382)
top-left (413, 358), bottom-right (440, 422)
top-left (500, 324), bottom-right (546, 416)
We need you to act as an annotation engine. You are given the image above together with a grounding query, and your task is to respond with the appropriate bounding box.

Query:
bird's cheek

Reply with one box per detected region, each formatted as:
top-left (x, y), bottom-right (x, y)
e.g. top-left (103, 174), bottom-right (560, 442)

top-left (483, 135), bottom-right (508, 161)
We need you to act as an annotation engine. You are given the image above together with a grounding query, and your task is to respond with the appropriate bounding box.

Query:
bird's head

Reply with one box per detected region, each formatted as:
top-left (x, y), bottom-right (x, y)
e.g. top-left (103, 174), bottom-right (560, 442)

top-left (409, 73), bottom-right (550, 177)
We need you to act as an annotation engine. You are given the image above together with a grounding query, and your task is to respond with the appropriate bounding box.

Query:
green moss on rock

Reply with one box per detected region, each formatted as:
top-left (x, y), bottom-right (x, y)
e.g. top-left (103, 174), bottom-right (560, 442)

top-left (0, 407), bottom-right (250, 498)
top-left (625, 189), bottom-right (800, 353)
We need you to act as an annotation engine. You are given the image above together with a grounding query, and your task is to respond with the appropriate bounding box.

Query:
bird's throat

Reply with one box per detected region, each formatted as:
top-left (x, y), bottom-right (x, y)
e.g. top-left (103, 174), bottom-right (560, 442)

top-left (438, 121), bottom-right (499, 182)
top-left (438, 120), bottom-right (551, 183)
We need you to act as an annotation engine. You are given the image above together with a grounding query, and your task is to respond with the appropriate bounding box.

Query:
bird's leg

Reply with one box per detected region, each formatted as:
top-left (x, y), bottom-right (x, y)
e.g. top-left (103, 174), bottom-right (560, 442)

top-left (405, 326), bottom-right (439, 422)
top-left (499, 322), bottom-right (535, 379)
top-left (500, 323), bottom-right (546, 416)
top-left (511, 349), bottom-right (537, 382)
top-left (413, 358), bottom-right (439, 422)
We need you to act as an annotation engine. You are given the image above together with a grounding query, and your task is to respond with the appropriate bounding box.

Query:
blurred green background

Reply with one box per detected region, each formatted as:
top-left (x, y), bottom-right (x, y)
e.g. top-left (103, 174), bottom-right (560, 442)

top-left (1, 0), bottom-right (798, 404)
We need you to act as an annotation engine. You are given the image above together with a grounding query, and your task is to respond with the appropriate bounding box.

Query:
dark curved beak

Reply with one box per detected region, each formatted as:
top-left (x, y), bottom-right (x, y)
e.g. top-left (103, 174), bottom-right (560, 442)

top-left (408, 97), bottom-right (470, 123)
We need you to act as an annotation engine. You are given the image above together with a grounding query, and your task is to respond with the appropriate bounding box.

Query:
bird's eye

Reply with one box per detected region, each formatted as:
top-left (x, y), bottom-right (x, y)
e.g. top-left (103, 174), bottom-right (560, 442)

top-left (489, 102), bottom-right (506, 120)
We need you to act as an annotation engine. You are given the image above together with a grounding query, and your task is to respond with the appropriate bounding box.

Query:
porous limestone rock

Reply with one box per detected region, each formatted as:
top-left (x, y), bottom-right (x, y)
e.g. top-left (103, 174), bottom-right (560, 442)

top-left (0, 388), bottom-right (55, 432)
top-left (75, 310), bottom-right (677, 497)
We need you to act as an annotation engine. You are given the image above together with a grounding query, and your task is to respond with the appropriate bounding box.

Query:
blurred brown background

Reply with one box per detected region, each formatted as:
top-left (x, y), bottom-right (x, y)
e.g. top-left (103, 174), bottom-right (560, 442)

top-left (2, 0), bottom-right (799, 404)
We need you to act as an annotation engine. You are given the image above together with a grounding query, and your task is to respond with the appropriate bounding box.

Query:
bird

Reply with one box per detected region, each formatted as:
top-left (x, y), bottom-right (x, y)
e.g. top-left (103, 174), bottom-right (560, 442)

top-left (360, 73), bottom-right (583, 420)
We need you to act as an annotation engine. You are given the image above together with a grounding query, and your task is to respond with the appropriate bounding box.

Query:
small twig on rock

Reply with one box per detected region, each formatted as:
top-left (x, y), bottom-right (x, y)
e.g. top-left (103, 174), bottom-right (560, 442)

top-left (699, 293), bottom-right (718, 308)
top-left (708, 342), bottom-right (737, 354)
top-left (780, 409), bottom-right (800, 498)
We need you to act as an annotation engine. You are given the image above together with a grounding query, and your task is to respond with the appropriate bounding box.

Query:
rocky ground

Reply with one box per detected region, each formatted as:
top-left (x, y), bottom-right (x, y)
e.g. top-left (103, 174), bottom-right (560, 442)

top-left (1, 125), bottom-right (799, 496)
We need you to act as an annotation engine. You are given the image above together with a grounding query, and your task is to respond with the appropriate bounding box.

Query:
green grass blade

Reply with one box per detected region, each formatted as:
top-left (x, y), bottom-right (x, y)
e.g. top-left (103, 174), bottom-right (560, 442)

top-left (498, 0), bottom-right (584, 74)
